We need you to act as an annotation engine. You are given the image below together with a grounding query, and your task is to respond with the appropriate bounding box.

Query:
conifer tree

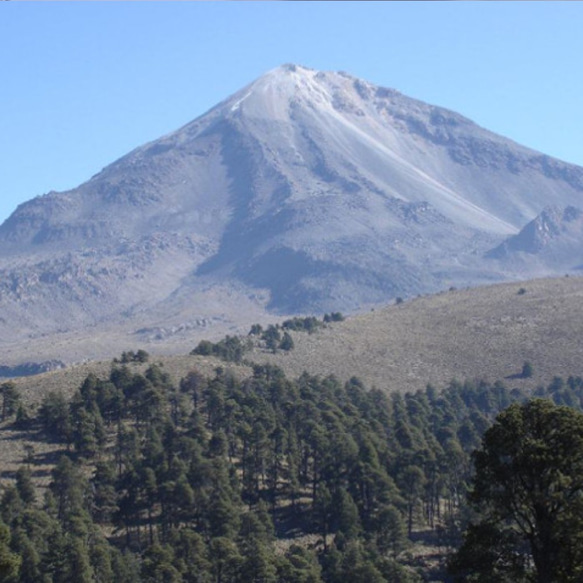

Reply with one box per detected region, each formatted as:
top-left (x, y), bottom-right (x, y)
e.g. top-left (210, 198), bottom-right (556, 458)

top-left (0, 382), bottom-right (20, 421)
top-left (0, 520), bottom-right (20, 581)
top-left (15, 466), bottom-right (35, 506)
top-left (451, 399), bottom-right (583, 583)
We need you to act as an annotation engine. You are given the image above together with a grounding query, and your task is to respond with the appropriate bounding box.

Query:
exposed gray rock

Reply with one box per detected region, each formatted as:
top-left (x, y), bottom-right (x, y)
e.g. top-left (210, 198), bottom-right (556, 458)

top-left (0, 360), bottom-right (66, 378)
top-left (486, 206), bottom-right (583, 273)
top-left (1, 64), bottom-right (583, 362)
top-left (488, 206), bottom-right (583, 257)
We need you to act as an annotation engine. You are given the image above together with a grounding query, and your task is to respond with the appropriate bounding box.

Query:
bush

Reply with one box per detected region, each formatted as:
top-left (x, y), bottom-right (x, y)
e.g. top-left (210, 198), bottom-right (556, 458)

top-left (324, 312), bottom-right (345, 323)
top-left (279, 332), bottom-right (294, 352)
top-left (522, 361), bottom-right (533, 379)
top-left (191, 340), bottom-right (214, 357)
top-left (117, 350), bottom-right (150, 364)
top-left (262, 325), bottom-right (282, 352)
top-left (281, 317), bottom-right (322, 333)
top-left (191, 336), bottom-right (247, 363)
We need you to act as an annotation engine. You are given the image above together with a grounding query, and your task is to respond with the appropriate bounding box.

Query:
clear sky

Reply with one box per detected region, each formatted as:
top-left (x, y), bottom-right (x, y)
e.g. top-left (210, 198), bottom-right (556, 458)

top-left (1, 1), bottom-right (582, 225)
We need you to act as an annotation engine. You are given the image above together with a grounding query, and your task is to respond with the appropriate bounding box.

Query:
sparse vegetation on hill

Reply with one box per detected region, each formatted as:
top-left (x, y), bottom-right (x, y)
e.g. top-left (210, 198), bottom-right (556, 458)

top-left (191, 335), bottom-right (249, 363)
top-left (250, 277), bottom-right (583, 394)
top-left (115, 350), bottom-right (150, 364)
top-left (190, 314), bottom-right (344, 363)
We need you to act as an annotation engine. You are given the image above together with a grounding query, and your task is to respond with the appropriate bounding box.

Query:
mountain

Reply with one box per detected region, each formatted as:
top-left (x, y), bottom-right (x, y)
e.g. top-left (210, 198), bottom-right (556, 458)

top-left (487, 206), bottom-right (583, 272)
top-left (2, 63), bottom-right (583, 365)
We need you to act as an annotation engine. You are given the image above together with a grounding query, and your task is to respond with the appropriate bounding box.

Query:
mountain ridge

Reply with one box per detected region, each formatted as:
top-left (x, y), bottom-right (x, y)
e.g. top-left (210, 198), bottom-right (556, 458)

top-left (2, 64), bottom-right (583, 364)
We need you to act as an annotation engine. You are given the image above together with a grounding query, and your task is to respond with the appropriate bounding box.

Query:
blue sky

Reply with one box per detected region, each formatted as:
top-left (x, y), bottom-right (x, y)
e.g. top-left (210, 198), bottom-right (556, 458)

top-left (1, 1), bottom-right (582, 224)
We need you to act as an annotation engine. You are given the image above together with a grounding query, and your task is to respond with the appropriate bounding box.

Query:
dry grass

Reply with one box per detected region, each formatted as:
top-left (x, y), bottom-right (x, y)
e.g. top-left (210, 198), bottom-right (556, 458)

top-left (251, 276), bottom-right (583, 394)
top-left (0, 421), bottom-right (66, 493)
top-left (11, 275), bottom-right (583, 405)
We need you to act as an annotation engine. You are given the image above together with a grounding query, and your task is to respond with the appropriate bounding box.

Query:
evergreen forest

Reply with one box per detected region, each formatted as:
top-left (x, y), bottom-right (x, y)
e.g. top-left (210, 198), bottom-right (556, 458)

top-left (2, 353), bottom-right (583, 582)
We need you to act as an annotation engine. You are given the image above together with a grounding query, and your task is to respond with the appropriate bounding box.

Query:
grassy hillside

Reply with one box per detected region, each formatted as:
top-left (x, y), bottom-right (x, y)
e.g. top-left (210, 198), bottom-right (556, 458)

top-left (9, 275), bottom-right (583, 404)
top-left (250, 276), bottom-right (583, 393)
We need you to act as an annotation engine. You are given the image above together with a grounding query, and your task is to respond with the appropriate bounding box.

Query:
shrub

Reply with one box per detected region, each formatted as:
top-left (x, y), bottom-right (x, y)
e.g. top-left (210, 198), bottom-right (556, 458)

top-left (281, 317), bottom-right (322, 333)
top-left (249, 324), bottom-right (263, 336)
top-left (324, 312), bottom-right (345, 323)
top-left (279, 332), bottom-right (294, 352)
top-left (522, 361), bottom-right (533, 379)
top-left (191, 336), bottom-right (247, 362)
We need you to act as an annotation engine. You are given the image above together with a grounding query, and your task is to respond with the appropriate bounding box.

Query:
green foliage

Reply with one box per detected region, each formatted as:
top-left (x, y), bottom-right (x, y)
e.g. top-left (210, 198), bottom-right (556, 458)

top-left (14, 404), bottom-right (32, 430)
top-left (323, 312), bottom-right (344, 323)
top-left (191, 339), bottom-right (214, 356)
top-left (262, 325), bottom-right (281, 352)
top-left (39, 391), bottom-right (72, 443)
top-left (451, 399), bottom-right (583, 582)
top-left (0, 521), bottom-right (20, 582)
top-left (15, 467), bottom-right (35, 506)
top-left (191, 335), bottom-right (248, 362)
top-left (117, 350), bottom-right (150, 364)
top-left (281, 316), bottom-right (322, 333)
top-left (249, 324), bottom-right (264, 336)
top-left (142, 544), bottom-right (182, 583)
top-left (12, 349), bottom-right (583, 582)
top-left (0, 382), bottom-right (20, 421)
top-left (279, 331), bottom-right (295, 352)
top-left (277, 545), bottom-right (321, 583)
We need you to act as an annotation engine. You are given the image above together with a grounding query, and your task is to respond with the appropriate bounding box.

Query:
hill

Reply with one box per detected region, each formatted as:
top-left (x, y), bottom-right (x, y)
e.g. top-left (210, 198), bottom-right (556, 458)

top-left (9, 275), bottom-right (583, 400)
top-left (249, 276), bottom-right (583, 393)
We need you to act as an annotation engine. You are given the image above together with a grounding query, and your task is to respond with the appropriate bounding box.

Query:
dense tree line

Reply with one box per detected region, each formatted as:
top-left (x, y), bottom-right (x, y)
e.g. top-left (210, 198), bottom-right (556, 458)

top-left (3, 358), bottom-right (583, 581)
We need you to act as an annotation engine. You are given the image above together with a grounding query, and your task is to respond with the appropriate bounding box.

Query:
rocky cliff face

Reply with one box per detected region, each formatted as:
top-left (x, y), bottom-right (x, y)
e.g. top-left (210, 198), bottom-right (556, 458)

top-left (487, 206), bottom-right (583, 274)
top-left (1, 64), bottom-right (583, 363)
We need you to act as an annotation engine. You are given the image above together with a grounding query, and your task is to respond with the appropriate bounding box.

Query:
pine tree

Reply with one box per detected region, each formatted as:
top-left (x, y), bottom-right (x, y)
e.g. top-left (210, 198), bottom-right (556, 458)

top-left (15, 466), bottom-right (35, 506)
top-left (209, 537), bottom-right (242, 583)
top-left (0, 520), bottom-right (20, 581)
top-left (277, 545), bottom-right (322, 583)
top-left (39, 391), bottom-right (72, 444)
top-left (451, 399), bottom-right (583, 582)
top-left (279, 332), bottom-right (294, 352)
top-left (0, 382), bottom-right (20, 421)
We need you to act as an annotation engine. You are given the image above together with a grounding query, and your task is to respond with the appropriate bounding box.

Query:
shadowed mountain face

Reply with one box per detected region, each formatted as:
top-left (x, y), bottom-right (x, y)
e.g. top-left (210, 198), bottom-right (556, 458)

top-left (1, 64), bottom-right (583, 360)
top-left (487, 206), bottom-right (583, 273)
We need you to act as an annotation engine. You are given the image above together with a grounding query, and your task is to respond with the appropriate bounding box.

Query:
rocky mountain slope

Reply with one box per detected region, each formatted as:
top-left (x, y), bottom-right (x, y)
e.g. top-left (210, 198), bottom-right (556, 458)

top-left (488, 206), bottom-right (583, 272)
top-left (2, 64), bottom-right (583, 365)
